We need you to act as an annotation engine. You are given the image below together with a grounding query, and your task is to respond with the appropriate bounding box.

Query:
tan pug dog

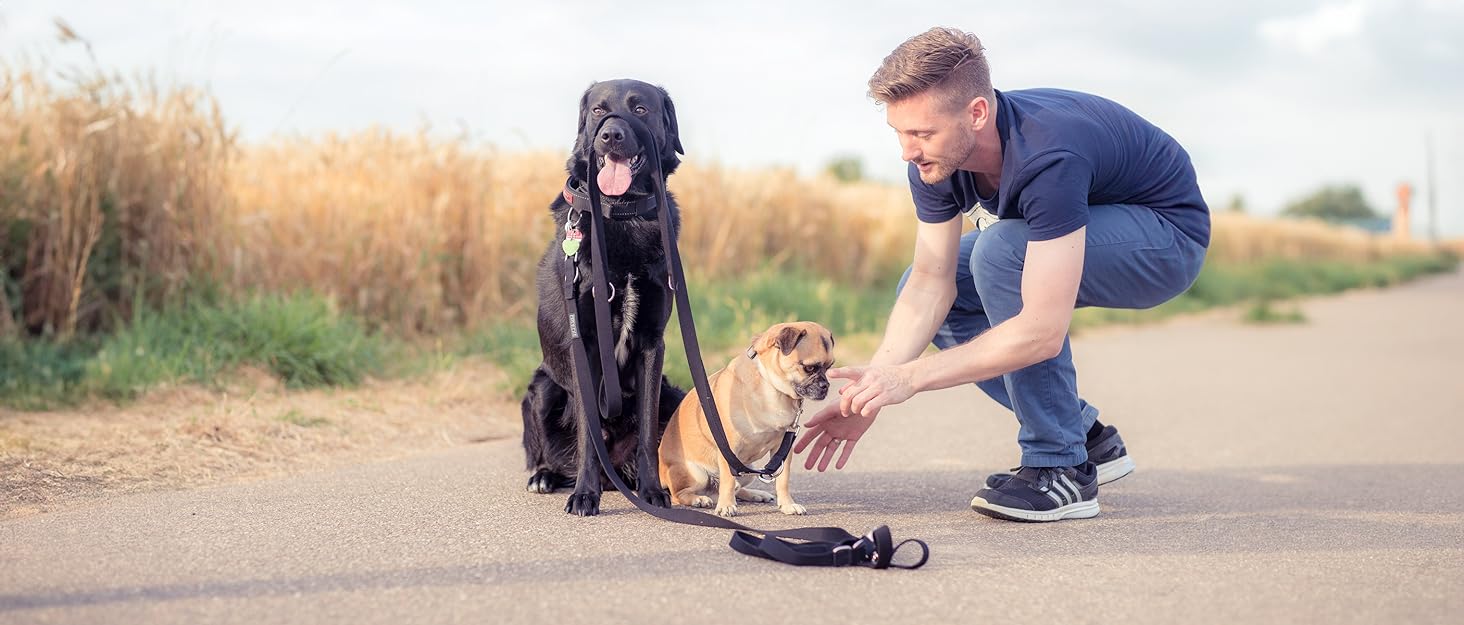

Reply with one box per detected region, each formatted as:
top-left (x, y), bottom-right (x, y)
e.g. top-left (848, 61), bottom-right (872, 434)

top-left (658, 321), bottom-right (834, 517)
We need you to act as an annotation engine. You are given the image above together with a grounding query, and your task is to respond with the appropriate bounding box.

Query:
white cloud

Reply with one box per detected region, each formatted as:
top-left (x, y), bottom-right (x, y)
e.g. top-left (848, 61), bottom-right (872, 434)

top-left (1258, 0), bottom-right (1369, 55)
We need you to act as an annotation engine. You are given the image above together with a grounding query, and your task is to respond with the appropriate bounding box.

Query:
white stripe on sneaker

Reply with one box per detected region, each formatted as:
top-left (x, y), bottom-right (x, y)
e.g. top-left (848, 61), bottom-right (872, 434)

top-left (1052, 476), bottom-right (1077, 504)
top-left (1059, 474), bottom-right (1083, 501)
top-left (1043, 489), bottom-right (1064, 507)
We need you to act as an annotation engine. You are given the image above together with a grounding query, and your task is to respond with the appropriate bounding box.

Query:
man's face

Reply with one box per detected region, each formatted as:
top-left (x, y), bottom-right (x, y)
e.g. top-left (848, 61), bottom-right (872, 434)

top-left (886, 91), bottom-right (979, 184)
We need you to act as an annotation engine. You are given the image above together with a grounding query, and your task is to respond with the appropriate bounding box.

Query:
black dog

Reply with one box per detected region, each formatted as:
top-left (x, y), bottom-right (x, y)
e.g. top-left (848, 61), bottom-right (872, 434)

top-left (521, 79), bottom-right (688, 516)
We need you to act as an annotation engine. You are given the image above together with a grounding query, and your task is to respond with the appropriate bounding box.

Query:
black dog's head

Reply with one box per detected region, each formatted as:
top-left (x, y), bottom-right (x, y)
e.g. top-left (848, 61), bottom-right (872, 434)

top-left (567, 79), bottom-right (683, 198)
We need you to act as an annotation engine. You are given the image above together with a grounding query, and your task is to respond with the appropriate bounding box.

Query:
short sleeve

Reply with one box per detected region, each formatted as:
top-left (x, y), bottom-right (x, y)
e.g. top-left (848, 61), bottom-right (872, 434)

top-left (907, 162), bottom-right (961, 223)
top-left (1015, 152), bottom-right (1093, 240)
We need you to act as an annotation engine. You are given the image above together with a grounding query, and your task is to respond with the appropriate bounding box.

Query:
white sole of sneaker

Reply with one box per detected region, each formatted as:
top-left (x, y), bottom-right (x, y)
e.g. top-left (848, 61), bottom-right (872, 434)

top-left (1096, 456), bottom-right (1135, 485)
top-left (969, 497), bottom-right (1100, 522)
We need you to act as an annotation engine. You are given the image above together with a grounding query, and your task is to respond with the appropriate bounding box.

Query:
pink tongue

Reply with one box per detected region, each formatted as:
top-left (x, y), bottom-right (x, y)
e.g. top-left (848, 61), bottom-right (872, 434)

top-left (597, 158), bottom-right (633, 196)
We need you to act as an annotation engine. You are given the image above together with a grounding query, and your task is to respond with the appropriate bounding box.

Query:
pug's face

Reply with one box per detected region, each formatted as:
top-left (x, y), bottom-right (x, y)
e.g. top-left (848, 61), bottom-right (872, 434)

top-left (751, 322), bottom-right (835, 400)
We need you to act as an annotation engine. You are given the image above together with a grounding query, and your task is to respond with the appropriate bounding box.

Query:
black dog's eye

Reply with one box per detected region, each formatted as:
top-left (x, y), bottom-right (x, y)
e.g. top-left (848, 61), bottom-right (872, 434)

top-left (634, 105), bottom-right (648, 115)
top-left (592, 106), bottom-right (606, 116)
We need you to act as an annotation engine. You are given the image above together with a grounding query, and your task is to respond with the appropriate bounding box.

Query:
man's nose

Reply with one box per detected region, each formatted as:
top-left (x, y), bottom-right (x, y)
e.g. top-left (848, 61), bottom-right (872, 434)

top-left (899, 138), bottom-right (920, 162)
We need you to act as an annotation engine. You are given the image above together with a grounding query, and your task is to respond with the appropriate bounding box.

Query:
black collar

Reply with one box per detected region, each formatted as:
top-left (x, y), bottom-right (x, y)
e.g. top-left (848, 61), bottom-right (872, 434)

top-left (563, 177), bottom-right (659, 220)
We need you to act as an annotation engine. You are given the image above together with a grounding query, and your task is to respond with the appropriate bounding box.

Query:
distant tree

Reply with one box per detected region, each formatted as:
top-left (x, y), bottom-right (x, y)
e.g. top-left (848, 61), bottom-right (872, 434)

top-left (1226, 194), bottom-right (1247, 214)
top-left (824, 155), bottom-right (864, 183)
top-left (1281, 184), bottom-right (1378, 221)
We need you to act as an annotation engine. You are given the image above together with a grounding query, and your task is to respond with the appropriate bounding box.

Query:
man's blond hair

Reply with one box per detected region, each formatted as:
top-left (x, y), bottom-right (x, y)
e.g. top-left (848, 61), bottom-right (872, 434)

top-left (868, 27), bottom-right (993, 112)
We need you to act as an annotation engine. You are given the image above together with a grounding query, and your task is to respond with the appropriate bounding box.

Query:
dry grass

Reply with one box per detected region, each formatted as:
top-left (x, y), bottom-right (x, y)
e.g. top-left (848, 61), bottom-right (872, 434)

top-left (0, 358), bottom-right (518, 519)
top-left (224, 142), bottom-right (918, 334)
top-left (1207, 212), bottom-right (1440, 264)
top-left (0, 61), bottom-right (232, 339)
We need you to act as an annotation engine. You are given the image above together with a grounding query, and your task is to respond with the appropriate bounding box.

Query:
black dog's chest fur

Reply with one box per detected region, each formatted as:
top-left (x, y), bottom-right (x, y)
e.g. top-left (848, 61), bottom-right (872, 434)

top-left (535, 195), bottom-right (679, 387)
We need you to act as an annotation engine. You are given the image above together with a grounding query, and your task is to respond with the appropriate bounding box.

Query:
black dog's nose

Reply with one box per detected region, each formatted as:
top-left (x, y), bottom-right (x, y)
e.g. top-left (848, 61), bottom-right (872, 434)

top-left (598, 127), bottom-right (624, 143)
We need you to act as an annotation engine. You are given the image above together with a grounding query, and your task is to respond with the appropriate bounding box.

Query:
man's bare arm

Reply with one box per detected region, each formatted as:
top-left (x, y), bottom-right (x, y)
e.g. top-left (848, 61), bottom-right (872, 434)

top-left (869, 216), bottom-right (964, 367)
top-left (904, 226), bottom-right (1086, 391)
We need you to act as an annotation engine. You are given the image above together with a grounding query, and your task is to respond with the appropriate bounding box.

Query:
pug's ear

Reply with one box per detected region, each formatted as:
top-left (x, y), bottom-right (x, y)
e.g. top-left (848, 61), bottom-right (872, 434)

top-left (659, 86), bottom-right (684, 156)
top-left (766, 326), bottom-right (807, 356)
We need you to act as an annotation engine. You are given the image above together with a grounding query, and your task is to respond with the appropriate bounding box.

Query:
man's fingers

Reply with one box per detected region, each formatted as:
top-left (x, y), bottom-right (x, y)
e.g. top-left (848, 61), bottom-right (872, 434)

top-left (860, 395), bottom-right (890, 418)
top-left (801, 405), bottom-right (839, 429)
top-left (793, 428), bottom-right (817, 454)
top-left (848, 385), bottom-right (882, 417)
top-left (827, 366), bottom-right (863, 380)
top-left (835, 439), bottom-right (858, 470)
top-left (803, 431), bottom-right (834, 470)
top-left (817, 440), bottom-right (838, 472)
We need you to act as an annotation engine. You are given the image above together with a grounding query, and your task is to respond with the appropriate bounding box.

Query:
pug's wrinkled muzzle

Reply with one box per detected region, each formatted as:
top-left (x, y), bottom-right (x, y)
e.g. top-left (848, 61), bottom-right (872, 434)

top-left (798, 378), bottom-right (830, 401)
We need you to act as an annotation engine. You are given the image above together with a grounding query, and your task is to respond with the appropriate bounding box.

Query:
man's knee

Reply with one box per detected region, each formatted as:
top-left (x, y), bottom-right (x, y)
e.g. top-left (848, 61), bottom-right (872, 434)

top-left (968, 220), bottom-right (1029, 291)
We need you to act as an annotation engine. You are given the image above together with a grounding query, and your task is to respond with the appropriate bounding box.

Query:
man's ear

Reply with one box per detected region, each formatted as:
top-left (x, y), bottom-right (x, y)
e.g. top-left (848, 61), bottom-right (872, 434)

top-left (767, 326), bottom-right (807, 356)
top-left (969, 95), bottom-right (990, 130)
top-left (659, 86), bottom-right (684, 156)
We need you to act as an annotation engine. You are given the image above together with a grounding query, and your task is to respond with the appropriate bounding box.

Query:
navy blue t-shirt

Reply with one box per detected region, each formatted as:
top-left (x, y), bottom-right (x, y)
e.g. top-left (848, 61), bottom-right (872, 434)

top-left (909, 88), bottom-right (1210, 246)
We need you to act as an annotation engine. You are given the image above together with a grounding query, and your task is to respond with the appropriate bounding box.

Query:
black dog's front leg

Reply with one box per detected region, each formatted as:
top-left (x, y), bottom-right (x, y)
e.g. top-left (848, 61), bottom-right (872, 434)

top-left (633, 340), bottom-right (671, 507)
top-left (565, 365), bottom-right (603, 517)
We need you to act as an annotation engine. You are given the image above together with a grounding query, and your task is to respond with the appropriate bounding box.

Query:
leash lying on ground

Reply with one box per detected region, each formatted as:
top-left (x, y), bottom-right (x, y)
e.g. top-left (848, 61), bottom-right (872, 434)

top-left (556, 112), bottom-right (928, 569)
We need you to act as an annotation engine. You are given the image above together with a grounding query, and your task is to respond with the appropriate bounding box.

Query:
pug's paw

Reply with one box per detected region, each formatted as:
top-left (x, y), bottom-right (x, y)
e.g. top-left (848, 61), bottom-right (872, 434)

top-left (716, 503), bottom-right (739, 517)
top-left (779, 502), bottom-right (807, 515)
top-left (691, 495), bottom-right (714, 508)
top-left (736, 488), bottom-right (775, 503)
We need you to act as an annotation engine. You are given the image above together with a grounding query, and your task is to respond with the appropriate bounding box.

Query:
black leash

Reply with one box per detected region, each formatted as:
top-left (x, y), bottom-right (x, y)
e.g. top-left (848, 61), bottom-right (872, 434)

top-left (556, 112), bottom-right (928, 569)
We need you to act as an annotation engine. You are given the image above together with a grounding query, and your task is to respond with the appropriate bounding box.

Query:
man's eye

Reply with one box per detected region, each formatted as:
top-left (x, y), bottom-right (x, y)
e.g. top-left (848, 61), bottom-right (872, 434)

top-left (634, 105), bottom-right (648, 115)
top-left (592, 107), bottom-right (606, 116)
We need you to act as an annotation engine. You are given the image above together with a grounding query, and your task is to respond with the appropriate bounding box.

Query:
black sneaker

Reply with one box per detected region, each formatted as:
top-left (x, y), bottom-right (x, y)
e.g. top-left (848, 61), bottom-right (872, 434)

top-left (985, 424), bottom-right (1135, 489)
top-left (970, 463), bottom-right (1099, 522)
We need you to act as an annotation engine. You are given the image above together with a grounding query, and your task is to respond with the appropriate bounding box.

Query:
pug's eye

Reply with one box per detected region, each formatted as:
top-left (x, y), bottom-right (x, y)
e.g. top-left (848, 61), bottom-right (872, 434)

top-left (592, 107), bottom-right (606, 116)
top-left (803, 364), bottom-right (819, 375)
top-left (634, 105), bottom-right (648, 115)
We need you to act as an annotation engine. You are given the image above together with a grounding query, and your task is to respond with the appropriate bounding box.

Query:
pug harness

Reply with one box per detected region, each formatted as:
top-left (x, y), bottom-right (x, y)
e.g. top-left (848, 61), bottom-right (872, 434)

top-left (557, 112), bottom-right (928, 570)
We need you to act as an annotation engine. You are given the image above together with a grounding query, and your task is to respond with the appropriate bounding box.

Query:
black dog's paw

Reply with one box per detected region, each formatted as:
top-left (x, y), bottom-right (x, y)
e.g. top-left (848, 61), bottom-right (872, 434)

top-left (565, 491), bottom-right (601, 516)
top-left (637, 486), bottom-right (671, 508)
top-left (527, 469), bottom-right (571, 494)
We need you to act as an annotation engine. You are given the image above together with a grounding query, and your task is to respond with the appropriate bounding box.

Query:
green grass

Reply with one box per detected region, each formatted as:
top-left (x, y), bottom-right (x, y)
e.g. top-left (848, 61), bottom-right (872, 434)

top-left (459, 267), bottom-right (899, 392)
top-left (1, 292), bottom-right (387, 409)
top-left (1242, 300), bottom-right (1307, 324)
top-left (5, 251), bottom-right (1455, 409)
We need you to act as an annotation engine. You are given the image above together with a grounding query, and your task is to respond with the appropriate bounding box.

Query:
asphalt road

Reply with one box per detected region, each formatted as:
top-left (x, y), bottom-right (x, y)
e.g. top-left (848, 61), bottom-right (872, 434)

top-left (3, 271), bottom-right (1463, 624)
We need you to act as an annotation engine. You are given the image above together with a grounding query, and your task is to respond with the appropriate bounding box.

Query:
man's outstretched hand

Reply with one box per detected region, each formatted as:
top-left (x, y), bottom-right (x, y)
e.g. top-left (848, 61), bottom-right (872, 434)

top-left (794, 364), bottom-right (916, 471)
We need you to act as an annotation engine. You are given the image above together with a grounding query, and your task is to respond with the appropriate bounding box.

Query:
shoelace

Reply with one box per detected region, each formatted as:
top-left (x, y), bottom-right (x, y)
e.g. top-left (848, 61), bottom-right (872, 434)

top-left (1015, 466), bottom-right (1063, 491)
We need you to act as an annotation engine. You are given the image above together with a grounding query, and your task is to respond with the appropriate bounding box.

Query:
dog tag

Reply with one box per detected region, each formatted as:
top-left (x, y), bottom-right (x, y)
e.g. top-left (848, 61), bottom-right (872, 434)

top-left (562, 228), bottom-right (584, 257)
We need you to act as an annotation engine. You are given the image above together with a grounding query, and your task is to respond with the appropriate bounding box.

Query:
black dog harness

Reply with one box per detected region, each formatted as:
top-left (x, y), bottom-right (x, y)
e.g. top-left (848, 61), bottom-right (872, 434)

top-left (556, 112), bottom-right (928, 570)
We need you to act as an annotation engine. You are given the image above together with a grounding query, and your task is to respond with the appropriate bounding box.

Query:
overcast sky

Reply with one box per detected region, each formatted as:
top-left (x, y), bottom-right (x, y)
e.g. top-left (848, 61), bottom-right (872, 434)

top-left (3, 0), bottom-right (1462, 235)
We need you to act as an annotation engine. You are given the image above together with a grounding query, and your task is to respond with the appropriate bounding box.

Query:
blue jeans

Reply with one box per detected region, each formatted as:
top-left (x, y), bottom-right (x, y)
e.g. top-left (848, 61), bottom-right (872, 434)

top-left (897, 204), bottom-right (1207, 467)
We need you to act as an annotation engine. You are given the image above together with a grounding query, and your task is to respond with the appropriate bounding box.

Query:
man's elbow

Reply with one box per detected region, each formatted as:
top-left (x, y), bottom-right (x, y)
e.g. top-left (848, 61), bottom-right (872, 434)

top-left (1037, 334), bottom-right (1066, 361)
top-left (1020, 316), bottom-right (1070, 362)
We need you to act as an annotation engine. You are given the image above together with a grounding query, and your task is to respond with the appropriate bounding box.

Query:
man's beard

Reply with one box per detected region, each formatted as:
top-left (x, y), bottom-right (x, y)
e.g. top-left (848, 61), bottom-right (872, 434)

top-left (917, 130), bottom-right (978, 184)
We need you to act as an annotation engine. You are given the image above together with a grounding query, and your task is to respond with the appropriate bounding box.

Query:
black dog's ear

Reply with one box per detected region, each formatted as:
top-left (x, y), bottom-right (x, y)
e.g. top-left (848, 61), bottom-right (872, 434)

top-left (771, 326), bottom-right (807, 356)
top-left (659, 86), bottom-right (684, 156)
top-left (576, 83), bottom-right (594, 139)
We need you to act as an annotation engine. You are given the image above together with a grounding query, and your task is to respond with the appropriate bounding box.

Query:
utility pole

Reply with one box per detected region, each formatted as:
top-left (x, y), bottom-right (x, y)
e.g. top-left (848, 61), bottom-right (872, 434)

top-left (1425, 131), bottom-right (1438, 242)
